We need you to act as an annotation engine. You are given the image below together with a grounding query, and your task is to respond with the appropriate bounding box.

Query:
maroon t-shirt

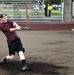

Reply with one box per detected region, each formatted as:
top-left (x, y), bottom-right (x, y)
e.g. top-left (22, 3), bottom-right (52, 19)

top-left (0, 20), bottom-right (18, 43)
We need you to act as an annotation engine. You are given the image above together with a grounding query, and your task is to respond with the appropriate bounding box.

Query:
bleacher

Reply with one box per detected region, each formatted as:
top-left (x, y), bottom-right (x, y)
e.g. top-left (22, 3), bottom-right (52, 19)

top-left (0, 0), bottom-right (45, 22)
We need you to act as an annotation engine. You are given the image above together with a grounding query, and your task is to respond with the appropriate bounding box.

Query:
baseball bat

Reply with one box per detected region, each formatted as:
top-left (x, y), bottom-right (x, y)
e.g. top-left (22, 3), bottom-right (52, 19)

top-left (20, 26), bottom-right (31, 30)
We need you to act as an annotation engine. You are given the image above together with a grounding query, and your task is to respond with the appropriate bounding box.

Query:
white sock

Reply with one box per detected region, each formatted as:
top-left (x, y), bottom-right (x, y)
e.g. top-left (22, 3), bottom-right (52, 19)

top-left (18, 51), bottom-right (25, 60)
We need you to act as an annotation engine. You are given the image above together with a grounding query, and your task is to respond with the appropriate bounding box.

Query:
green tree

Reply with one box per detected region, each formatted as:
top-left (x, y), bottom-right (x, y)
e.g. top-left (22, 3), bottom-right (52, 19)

top-left (44, 0), bottom-right (51, 4)
top-left (51, 0), bottom-right (61, 4)
top-left (44, 0), bottom-right (61, 4)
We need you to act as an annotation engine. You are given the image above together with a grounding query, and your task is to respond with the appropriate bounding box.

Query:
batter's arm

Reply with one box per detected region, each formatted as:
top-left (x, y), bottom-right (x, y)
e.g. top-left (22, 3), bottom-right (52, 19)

top-left (9, 22), bottom-right (21, 32)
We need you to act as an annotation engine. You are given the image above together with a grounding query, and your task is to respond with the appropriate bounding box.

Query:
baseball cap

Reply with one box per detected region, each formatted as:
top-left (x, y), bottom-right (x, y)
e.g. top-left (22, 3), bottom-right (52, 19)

top-left (0, 14), bottom-right (7, 18)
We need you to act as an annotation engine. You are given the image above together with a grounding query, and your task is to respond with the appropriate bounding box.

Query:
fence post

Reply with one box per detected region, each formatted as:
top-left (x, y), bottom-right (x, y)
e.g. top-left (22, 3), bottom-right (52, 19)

top-left (26, 0), bottom-right (30, 24)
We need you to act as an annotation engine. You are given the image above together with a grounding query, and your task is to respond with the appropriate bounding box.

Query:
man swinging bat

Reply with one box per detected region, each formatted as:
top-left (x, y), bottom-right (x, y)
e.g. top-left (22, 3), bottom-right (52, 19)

top-left (0, 14), bottom-right (31, 71)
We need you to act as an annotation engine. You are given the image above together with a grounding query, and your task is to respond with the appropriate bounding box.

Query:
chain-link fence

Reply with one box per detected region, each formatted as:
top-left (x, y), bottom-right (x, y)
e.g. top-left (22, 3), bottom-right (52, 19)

top-left (0, 0), bottom-right (45, 22)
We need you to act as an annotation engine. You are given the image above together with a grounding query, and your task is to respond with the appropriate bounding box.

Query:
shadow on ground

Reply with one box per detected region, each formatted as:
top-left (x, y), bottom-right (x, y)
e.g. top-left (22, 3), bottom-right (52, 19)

top-left (0, 61), bottom-right (69, 75)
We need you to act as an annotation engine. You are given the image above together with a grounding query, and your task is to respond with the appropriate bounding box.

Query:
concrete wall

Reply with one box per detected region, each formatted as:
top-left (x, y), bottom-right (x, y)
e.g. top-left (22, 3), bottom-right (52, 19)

top-left (18, 22), bottom-right (74, 30)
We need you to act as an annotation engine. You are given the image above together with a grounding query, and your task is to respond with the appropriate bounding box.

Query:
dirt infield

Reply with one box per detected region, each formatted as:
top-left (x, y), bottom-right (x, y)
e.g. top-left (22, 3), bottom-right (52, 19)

top-left (0, 31), bottom-right (74, 75)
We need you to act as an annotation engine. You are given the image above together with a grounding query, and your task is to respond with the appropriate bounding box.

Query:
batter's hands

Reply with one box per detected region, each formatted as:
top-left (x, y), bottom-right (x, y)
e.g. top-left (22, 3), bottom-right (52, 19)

top-left (20, 27), bottom-right (31, 30)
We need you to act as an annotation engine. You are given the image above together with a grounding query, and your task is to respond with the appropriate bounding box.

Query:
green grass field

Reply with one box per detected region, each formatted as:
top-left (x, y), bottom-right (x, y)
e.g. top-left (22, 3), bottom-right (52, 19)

top-left (51, 10), bottom-right (62, 17)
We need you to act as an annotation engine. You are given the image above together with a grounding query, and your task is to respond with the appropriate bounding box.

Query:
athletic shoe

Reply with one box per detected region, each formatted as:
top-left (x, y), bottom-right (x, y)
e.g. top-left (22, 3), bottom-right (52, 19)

top-left (22, 64), bottom-right (29, 71)
top-left (0, 58), bottom-right (7, 64)
top-left (22, 64), bottom-right (32, 71)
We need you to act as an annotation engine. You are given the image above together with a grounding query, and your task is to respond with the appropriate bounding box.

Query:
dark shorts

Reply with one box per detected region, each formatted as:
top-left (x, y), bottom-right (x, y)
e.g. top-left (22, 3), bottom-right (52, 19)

top-left (8, 37), bottom-right (25, 55)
